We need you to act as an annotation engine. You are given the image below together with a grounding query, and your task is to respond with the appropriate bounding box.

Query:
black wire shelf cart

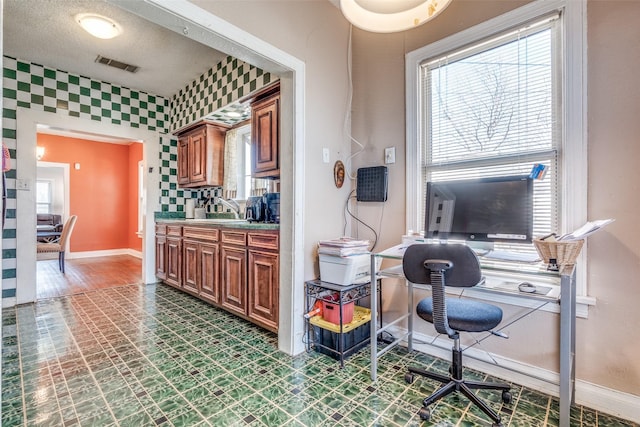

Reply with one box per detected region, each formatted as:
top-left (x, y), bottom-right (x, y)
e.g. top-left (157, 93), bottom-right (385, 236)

top-left (304, 279), bottom-right (376, 367)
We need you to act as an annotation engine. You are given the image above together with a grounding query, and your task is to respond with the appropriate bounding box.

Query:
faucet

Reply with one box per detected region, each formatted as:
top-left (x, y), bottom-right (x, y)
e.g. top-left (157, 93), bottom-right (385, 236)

top-left (214, 197), bottom-right (241, 219)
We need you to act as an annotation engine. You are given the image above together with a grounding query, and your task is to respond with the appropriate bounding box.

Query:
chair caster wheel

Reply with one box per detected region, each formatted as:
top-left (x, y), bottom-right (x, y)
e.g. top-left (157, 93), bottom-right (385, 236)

top-left (501, 390), bottom-right (512, 404)
top-left (417, 407), bottom-right (431, 421)
top-left (405, 373), bottom-right (415, 384)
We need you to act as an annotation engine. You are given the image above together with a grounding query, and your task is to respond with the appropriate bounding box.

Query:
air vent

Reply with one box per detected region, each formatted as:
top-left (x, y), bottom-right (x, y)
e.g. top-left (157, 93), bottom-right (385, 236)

top-left (95, 55), bottom-right (139, 73)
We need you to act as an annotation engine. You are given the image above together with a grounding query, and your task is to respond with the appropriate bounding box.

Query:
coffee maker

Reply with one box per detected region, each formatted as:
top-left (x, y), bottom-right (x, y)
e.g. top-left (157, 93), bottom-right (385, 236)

top-left (263, 192), bottom-right (280, 223)
top-left (245, 196), bottom-right (265, 222)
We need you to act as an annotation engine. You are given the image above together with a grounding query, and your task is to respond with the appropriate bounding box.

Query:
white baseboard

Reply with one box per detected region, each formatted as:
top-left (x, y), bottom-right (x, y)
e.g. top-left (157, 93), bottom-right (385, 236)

top-left (389, 326), bottom-right (640, 423)
top-left (67, 249), bottom-right (142, 259)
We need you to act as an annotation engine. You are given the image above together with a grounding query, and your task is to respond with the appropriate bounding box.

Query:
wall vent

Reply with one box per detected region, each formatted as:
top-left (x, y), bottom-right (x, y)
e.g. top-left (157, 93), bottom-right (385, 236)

top-left (95, 55), bottom-right (139, 73)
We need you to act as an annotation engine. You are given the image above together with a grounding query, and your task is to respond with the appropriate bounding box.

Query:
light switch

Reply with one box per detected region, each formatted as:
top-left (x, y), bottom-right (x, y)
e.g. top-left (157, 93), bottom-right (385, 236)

top-left (322, 148), bottom-right (330, 163)
top-left (16, 178), bottom-right (30, 191)
top-left (385, 147), bottom-right (396, 164)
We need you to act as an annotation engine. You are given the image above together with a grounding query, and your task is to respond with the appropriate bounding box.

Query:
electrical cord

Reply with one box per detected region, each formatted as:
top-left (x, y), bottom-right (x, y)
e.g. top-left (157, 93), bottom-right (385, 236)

top-left (346, 193), bottom-right (379, 251)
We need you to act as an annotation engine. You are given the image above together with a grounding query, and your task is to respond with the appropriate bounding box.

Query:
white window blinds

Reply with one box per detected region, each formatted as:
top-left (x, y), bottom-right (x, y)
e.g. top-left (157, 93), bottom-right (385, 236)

top-left (420, 14), bottom-right (561, 253)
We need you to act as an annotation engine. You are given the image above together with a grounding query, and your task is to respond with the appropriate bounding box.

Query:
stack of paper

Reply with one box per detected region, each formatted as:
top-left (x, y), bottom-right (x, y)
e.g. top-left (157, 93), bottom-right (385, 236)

top-left (558, 219), bottom-right (615, 241)
top-left (318, 237), bottom-right (370, 257)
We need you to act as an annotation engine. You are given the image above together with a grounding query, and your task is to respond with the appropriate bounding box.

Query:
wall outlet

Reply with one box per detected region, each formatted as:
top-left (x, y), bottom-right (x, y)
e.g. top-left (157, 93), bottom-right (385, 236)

top-left (385, 147), bottom-right (396, 164)
top-left (16, 178), bottom-right (31, 191)
top-left (322, 148), bottom-right (330, 163)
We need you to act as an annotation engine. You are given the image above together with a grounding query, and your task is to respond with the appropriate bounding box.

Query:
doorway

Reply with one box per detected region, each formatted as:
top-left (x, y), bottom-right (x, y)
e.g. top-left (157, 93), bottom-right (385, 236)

top-left (35, 135), bottom-right (144, 299)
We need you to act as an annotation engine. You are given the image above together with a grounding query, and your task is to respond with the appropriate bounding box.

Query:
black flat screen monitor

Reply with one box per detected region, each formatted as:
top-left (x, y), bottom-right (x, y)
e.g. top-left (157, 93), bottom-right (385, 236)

top-left (424, 175), bottom-right (533, 243)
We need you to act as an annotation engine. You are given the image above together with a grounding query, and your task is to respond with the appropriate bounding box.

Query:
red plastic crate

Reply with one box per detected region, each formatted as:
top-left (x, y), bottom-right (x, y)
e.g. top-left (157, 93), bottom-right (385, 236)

top-left (322, 299), bottom-right (354, 325)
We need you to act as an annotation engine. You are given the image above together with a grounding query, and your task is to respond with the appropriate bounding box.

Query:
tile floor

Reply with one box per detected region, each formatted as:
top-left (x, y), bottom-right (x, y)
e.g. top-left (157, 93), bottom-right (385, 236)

top-left (2, 283), bottom-right (637, 427)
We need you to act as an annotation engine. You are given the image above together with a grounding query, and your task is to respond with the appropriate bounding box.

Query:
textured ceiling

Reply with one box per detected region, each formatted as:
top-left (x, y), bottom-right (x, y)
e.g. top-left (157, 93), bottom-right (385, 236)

top-left (3, 0), bottom-right (228, 99)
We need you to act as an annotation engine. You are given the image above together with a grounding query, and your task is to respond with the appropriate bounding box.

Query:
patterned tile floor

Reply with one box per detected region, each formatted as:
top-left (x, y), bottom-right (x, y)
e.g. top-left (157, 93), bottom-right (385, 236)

top-left (2, 284), bottom-right (637, 427)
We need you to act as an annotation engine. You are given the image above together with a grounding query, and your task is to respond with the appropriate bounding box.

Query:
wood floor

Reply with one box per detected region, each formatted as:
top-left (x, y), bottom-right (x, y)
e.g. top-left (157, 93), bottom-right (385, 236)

top-left (37, 255), bottom-right (143, 300)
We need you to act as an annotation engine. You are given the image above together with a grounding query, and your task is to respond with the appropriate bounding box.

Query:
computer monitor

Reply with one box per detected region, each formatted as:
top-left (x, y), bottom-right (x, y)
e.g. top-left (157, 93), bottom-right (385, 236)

top-left (424, 175), bottom-right (533, 244)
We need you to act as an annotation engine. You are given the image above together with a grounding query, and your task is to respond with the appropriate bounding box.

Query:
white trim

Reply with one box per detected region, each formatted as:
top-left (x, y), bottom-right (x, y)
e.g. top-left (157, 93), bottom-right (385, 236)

top-left (405, 0), bottom-right (588, 296)
top-left (110, 0), bottom-right (307, 356)
top-left (68, 249), bottom-right (143, 260)
top-left (390, 326), bottom-right (640, 423)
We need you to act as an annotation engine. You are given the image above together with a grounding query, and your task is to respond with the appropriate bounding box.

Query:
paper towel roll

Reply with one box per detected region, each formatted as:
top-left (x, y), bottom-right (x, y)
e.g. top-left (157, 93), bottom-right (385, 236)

top-left (185, 199), bottom-right (195, 219)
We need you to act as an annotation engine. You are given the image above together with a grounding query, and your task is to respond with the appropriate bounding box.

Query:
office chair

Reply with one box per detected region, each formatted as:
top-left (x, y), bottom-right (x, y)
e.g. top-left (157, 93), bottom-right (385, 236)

top-left (402, 243), bottom-right (511, 426)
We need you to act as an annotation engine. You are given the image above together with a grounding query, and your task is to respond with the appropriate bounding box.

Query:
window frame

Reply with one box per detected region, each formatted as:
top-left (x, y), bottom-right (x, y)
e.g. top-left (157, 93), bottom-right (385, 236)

top-left (405, 0), bottom-right (589, 297)
top-left (36, 179), bottom-right (53, 214)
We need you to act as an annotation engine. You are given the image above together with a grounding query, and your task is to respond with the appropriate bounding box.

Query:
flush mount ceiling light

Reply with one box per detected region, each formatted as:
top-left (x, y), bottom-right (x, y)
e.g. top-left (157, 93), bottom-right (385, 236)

top-left (75, 13), bottom-right (122, 39)
top-left (340, 0), bottom-right (453, 33)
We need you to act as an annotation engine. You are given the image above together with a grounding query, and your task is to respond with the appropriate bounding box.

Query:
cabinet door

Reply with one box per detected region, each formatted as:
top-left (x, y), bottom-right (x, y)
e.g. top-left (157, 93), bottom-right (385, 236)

top-left (177, 138), bottom-right (190, 186)
top-left (251, 95), bottom-right (279, 177)
top-left (166, 237), bottom-right (182, 288)
top-left (221, 245), bottom-right (247, 316)
top-left (182, 240), bottom-right (200, 295)
top-left (199, 242), bottom-right (220, 304)
top-left (189, 128), bottom-right (207, 184)
top-left (248, 250), bottom-right (279, 332)
top-left (155, 235), bottom-right (167, 280)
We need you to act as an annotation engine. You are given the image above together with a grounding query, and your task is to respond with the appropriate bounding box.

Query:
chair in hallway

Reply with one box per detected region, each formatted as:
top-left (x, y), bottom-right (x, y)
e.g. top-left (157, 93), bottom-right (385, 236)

top-left (402, 243), bottom-right (512, 427)
top-left (37, 215), bottom-right (77, 273)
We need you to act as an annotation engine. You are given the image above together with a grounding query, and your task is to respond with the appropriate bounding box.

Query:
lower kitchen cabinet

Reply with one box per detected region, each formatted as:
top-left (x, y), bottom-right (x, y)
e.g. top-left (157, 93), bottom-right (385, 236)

top-left (221, 245), bottom-right (247, 316)
top-left (155, 223), bottom-right (279, 332)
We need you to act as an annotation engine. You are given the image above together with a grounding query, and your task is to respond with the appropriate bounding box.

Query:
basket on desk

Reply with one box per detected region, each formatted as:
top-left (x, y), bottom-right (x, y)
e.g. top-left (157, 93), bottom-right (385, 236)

top-left (533, 238), bottom-right (584, 266)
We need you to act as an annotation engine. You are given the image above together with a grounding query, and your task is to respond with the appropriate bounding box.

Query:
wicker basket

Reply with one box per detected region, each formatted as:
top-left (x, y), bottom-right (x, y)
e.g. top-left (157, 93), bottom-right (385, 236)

top-left (533, 238), bottom-right (584, 266)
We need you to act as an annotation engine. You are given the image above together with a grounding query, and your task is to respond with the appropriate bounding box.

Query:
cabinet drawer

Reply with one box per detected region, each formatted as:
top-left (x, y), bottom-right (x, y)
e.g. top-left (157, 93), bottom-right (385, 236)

top-left (221, 230), bottom-right (247, 246)
top-left (248, 232), bottom-right (279, 251)
top-left (155, 224), bottom-right (167, 235)
top-left (183, 226), bottom-right (219, 241)
top-left (167, 225), bottom-right (182, 237)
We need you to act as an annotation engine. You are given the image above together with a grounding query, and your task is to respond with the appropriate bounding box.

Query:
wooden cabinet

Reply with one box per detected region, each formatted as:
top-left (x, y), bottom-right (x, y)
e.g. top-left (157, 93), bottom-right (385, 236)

top-left (175, 121), bottom-right (228, 188)
top-left (248, 231), bottom-right (279, 332)
top-left (155, 225), bottom-right (167, 280)
top-left (165, 225), bottom-right (183, 288)
top-left (155, 222), bottom-right (278, 332)
top-left (220, 230), bottom-right (248, 317)
top-left (251, 91), bottom-right (280, 179)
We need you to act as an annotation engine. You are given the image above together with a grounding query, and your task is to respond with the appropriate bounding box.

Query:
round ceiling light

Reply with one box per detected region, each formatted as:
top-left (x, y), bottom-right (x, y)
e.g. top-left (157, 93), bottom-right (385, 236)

top-left (75, 13), bottom-right (122, 39)
top-left (340, 0), bottom-right (453, 33)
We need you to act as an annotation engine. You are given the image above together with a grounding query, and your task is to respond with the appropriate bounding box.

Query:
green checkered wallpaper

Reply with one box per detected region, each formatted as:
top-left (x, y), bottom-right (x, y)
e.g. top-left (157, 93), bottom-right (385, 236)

top-left (170, 55), bottom-right (274, 132)
top-left (2, 54), bottom-right (274, 303)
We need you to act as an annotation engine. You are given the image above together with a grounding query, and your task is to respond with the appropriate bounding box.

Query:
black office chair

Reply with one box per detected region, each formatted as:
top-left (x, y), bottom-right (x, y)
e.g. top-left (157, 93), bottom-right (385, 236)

top-left (402, 243), bottom-right (512, 426)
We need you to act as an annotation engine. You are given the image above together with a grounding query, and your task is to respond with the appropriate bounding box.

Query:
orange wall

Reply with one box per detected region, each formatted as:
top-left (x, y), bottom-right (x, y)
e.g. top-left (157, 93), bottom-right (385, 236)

top-left (37, 134), bottom-right (142, 252)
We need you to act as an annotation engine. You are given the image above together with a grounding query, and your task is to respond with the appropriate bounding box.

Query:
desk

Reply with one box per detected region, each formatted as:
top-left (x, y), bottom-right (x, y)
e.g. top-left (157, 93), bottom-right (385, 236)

top-left (369, 244), bottom-right (577, 427)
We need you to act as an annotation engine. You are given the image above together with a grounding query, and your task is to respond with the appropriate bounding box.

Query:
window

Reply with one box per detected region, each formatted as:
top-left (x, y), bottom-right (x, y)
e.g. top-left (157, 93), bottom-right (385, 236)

top-left (36, 180), bottom-right (52, 214)
top-left (406, 1), bottom-right (588, 294)
top-left (421, 16), bottom-right (560, 256)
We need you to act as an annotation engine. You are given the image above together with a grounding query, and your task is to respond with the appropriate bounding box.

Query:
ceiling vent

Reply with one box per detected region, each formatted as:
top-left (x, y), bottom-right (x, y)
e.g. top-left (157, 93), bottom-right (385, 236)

top-left (95, 55), bottom-right (139, 73)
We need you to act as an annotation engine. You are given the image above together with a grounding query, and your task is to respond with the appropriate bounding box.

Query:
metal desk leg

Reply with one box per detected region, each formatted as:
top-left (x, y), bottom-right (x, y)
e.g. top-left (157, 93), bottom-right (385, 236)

top-left (370, 253), bottom-right (378, 381)
top-left (407, 279), bottom-right (413, 352)
top-left (559, 269), bottom-right (576, 427)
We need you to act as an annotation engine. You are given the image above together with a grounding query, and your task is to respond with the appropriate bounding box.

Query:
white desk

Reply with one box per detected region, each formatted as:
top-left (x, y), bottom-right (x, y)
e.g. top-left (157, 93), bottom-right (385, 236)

top-left (369, 244), bottom-right (577, 427)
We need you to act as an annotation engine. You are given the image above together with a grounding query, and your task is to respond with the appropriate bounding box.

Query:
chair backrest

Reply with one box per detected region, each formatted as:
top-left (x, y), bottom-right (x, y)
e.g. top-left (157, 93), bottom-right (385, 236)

top-left (403, 243), bottom-right (482, 338)
top-left (58, 215), bottom-right (77, 249)
top-left (402, 243), bottom-right (482, 287)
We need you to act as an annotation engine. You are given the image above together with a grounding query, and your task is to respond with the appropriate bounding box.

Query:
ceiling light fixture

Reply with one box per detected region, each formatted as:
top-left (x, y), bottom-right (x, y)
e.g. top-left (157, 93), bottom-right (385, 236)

top-left (339, 0), bottom-right (452, 33)
top-left (75, 13), bottom-right (122, 39)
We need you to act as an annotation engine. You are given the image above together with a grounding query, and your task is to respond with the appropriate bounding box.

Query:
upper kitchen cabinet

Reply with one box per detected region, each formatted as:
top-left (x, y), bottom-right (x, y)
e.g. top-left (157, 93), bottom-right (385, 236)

top-left (250, 82), bottom-right (280, 179)
top-left (175, 121), bottom-right (229, 188)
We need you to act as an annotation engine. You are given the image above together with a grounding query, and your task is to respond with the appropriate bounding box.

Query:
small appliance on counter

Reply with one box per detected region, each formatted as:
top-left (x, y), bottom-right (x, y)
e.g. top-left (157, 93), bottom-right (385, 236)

top-left (263, 192), bottom-right (280, 223)
top-left (245, 196), bottom-right (265, 222)
top-left (185, 199), bottom-right (195, 219)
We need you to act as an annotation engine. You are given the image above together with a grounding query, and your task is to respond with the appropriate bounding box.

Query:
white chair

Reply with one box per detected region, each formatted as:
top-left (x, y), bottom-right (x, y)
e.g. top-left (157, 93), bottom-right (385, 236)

top-left (37, 215), bottom-right (77, 273)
